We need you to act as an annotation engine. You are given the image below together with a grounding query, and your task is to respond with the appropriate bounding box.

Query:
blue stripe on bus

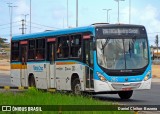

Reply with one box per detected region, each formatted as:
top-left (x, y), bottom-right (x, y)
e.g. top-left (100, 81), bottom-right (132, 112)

top-left (12, 26), bottom-right (95, 41)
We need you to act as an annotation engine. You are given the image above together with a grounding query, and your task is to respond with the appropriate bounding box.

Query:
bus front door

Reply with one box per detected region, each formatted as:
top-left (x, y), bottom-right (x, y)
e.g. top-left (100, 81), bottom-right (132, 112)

top-left (47, 41), bottom-right (56, 88)
top-left (83, 36), bottom-right (94, 91)
top-left (20, 44), bottom-right (28, 87)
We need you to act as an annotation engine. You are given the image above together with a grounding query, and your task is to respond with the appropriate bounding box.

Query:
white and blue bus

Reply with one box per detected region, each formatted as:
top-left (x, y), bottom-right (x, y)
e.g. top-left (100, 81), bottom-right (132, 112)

top-left (11, 23), bottom-right (151, 99)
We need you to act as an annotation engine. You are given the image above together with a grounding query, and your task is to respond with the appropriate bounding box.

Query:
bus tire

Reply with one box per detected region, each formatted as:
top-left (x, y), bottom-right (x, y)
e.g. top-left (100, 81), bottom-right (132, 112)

top-left (72, 78), bottom-right (81, 95)
top-left (29, 75), bottom-right (36, 87)
top-left (118, 90), bottom-right (133, 99)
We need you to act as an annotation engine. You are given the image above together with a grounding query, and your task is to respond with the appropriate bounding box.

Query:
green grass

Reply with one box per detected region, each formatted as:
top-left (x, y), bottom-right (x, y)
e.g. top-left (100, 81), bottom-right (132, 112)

top-left (0, 88), bottom-right (132, 114)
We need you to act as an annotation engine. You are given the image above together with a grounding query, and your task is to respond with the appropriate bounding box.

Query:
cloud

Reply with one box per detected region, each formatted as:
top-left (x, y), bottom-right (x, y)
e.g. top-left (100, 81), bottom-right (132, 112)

top-left (15, 0), bottom-right (29, 15)
top-left (121, 5), bottom-right (160, 45)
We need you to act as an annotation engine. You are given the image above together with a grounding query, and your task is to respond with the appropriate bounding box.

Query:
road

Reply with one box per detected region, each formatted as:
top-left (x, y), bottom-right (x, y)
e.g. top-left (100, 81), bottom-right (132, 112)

top-left (94, 78), bottom-right (160, 105)
top-left (0, 71), bottom-right (14, 86)
top-left (0, 71), bottom-right (160, 105)
top-left (0, 71), bottom-right (160, 113)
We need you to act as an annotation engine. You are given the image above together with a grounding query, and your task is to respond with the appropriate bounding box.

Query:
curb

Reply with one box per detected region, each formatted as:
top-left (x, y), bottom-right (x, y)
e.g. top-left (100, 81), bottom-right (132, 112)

top-left (0, 86), bottom-right (56, 92)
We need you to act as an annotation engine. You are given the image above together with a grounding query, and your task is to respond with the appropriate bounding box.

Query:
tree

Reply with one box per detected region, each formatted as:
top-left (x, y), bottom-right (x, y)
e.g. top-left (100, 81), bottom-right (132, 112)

top-left (155, 35), bottom-right (159, 59)
top-left (0, 37), bottom-right (7, 48)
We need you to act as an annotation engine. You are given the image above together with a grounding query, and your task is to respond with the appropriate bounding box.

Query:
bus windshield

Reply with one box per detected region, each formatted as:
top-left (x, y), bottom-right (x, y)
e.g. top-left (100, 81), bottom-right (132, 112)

top-left (97, 37), bottom-right (149, 70)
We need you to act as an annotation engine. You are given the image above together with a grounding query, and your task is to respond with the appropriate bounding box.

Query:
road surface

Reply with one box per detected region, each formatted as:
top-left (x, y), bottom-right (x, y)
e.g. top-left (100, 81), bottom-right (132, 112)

top-left (94, 78), bottom-right (160, 105)
top-left (0, 71), bottom-right (160, 113)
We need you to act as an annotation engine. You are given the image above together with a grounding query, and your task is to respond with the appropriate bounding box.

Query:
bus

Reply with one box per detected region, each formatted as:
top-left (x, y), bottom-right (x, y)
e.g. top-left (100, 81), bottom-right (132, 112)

top-left (11, 23), bottom-right (151, 99)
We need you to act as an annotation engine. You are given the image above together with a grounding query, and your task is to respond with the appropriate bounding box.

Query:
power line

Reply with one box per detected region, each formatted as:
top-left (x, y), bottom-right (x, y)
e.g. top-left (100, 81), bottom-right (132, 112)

top-left (0, 25), bottom-right (20, 30)
top-left (0, 21), bottom-right (21, 26)
top-left (27, 21), bottom-right (61, 29)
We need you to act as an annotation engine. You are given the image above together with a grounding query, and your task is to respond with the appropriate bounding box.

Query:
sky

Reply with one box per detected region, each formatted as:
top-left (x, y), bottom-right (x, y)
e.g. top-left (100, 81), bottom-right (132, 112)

top-left (0, 0), bottom-right (160, 45)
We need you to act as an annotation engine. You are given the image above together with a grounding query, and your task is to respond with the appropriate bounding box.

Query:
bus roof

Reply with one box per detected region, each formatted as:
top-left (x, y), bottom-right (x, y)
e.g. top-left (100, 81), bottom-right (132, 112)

top-left (12, 23), bottom-right (145, 41)
top-left (12, 26), bottom-right (95, 41)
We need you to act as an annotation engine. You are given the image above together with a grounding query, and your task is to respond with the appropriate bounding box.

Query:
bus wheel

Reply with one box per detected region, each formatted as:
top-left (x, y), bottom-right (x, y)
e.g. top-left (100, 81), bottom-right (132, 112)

top-left (29, 76), bottom-right (36, 87)
top-left (118, 90), bottom-right (133, 99)
top-left (72, 78), bottom-right (81, 95)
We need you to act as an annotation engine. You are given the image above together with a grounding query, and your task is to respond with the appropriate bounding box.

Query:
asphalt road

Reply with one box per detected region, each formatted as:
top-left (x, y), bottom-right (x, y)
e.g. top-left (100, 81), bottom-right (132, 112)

top-left (0, 71), bottom-right (14, 86)
top-left (94, 78), bottom-right (160, 105)
top-left (0, 71), bottom-right (160, 104)
top-left (0, 71), bottom-right (160, 113)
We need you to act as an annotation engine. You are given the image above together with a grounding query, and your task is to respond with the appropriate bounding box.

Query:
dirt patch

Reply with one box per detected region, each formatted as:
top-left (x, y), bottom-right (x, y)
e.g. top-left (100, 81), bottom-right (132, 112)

top-left (0, 59), bottom-right (10, 71)
top-left (152, 65), bottom-right (160, 78)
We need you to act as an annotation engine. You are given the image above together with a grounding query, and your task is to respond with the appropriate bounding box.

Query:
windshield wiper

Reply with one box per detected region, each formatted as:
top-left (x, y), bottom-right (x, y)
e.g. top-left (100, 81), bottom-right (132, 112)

top-left (101, 39), bottom-right (110, 54)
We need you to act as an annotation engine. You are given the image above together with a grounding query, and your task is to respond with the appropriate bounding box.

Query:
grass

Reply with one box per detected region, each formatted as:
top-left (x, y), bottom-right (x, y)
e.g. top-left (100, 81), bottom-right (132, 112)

top-left (0, 88), bottom-right (132, 114)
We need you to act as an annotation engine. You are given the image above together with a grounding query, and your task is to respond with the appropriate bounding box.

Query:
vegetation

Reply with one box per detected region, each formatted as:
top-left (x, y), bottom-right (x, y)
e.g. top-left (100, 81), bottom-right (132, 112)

top-left (0, 88), bottom-right (132, 114)
top-left (0, 37), bottom-right (8, 48)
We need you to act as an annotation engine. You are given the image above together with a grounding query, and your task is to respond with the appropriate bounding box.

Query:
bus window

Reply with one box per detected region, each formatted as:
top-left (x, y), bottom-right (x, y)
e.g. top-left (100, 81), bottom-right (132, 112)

top-left (36, 39), bottom-right (45, 60)
top-left (28, 40), bottom-right (35, 60)
top-left (57, 36), bottom-right (69, 58)
top-left (70, 35), bottom-right (82, 58)
top-left (11, 42), bottom-right (19, 61)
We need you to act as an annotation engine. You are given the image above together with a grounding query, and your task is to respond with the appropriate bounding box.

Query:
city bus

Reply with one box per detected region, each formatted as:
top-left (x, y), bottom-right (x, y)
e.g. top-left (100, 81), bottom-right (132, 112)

top-left (11, 23), bottom-right (151, 99)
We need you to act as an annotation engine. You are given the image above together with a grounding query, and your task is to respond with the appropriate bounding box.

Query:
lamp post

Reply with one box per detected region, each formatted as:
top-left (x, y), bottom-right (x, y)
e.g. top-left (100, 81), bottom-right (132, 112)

top-left (76, 0), bottom-right (78, 27)
top-left (114, 0), bottom-right (125, 23)
top-left (30, 0), bottom-right (31, 33)
top-left (129, 0), bottom-right (131, 24)
top-left (7, 3), bottom-right (17, 40)
top-left (67, 0), bottom-right (68, 28)
top-left (103, 9), bottom-right (112, 23)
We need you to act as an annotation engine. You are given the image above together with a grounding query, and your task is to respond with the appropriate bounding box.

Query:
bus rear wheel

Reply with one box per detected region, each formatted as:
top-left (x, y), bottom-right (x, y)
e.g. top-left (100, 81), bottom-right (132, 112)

top-left (118, 90), bottom-right (133, 99)
top-left (29, 76), bottom-right (36, 87)
top-left (72, 78), bottom-right (81, 95)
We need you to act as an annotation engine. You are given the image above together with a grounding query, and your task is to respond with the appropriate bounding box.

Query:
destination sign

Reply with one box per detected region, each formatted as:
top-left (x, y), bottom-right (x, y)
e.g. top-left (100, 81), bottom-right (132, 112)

top-left (102, 28), bottom-right (139, 35)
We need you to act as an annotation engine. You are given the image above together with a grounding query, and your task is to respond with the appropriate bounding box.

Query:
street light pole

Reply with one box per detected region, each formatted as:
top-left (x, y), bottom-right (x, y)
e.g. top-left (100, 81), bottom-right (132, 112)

top-left (8, 4), bottom-right (17, 40)
top-left (67, 0), bottom-right (68, 28)
top-left (76, 0), bottom-right (78, 27)
top-left (114, 0), bottom-right (125, 23)
top-left (30, 0), bottom-right (32, 33)
top-left (103, 9), bottom-right (112, 23)
top-left (129, 0), bottom-right (131, 24)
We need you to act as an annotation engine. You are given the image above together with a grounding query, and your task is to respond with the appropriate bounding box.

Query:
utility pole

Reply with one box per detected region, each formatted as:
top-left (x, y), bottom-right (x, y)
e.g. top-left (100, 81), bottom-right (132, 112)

top-left (19, 19), bottom-right (25, 34)
top-left (24, 14), bottom-right (29, 34)
top-left (155, 35), bottom-right (159, 59)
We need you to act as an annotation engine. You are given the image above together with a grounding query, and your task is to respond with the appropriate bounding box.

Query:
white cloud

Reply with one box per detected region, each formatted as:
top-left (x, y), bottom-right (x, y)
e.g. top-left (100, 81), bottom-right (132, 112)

top-left (121, 5), bottom-right (160, 45)
top-left (15, 0), bottom-right (29, 15)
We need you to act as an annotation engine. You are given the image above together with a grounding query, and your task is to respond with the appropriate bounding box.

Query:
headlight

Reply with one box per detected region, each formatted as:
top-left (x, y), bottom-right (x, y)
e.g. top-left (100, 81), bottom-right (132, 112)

top-left (144, 71), bottom-right (151, 81)
top-left (97, 72), bottom-right (107, 82)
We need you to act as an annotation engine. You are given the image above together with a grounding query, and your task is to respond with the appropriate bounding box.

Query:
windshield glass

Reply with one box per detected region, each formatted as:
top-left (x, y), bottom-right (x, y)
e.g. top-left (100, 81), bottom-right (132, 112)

top-left (97, 38), bottom-right (149, 70)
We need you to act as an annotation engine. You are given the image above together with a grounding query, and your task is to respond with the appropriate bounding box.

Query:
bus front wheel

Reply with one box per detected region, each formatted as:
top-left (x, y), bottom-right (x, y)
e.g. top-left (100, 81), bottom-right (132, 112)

top-left (72, 78), bottom-right (81, 95)
top-left (118, 90), bottom-right (133, 99)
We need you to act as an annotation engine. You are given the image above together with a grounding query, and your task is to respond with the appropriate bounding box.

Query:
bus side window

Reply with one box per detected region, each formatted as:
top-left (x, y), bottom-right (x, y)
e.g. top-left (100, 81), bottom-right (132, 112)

top-left (36, 39), bottom-right (45, 60)
top-left (11, 42), bottom-right (20, 61)
top-left (70, 35), bottom-right (82, 58)
top-left (28, 40), bottom-right (35, 60)
top-left (57, 36), bottom-right (69, 58)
